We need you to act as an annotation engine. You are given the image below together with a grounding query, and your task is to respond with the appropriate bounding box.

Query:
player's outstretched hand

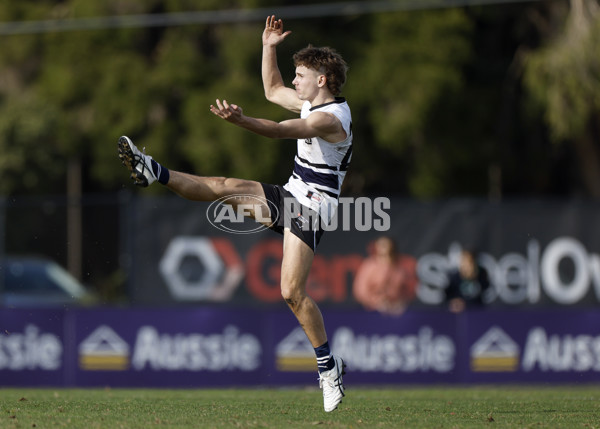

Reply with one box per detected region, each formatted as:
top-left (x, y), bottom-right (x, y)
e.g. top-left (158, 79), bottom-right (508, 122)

top-left (262, 15), bottom-right (291, 47)
top-left (210, 99), bottom-right (243, 124)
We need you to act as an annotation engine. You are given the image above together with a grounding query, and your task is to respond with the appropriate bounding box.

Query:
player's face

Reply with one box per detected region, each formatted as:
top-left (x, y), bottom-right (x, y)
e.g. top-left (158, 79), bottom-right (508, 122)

top-left (459, 252), bottom-right (476, 278)
top-left (292, 65), bottom-right (323, 101)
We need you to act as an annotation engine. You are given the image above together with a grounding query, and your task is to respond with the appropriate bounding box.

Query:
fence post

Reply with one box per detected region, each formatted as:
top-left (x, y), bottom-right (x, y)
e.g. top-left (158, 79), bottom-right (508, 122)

top-left (118, 190), bottom-right (135, 304)
top-left (0, 196), bottom-right (4, 296)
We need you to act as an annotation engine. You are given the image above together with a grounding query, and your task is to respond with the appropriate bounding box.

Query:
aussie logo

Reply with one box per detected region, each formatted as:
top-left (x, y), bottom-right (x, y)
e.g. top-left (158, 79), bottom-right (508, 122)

top-left (0, 325), bottom-right (62, 371)
top-left (470, 326), bottom-right (520, 372)
top-left (275, 327), bottom-right (316, 372)
top-left (79, 325), bottom-right (130, 371)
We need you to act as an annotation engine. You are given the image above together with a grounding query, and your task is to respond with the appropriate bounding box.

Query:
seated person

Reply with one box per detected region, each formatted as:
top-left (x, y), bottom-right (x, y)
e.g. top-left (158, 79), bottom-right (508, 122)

top-left (353, 236), bottom-right (417, 315)
top-left (445, 249), bottom-right (490, 313)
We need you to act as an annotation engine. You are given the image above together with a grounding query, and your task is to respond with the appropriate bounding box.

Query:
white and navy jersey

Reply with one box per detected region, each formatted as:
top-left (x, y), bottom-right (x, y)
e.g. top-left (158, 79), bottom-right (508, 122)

top-left (283, 97), bottom-right (353, 224)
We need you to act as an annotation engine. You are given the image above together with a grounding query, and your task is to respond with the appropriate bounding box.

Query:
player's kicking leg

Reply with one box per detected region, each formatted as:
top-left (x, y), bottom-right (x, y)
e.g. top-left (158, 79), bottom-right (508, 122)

top-left (118, 136), bottom-right (159, 187)
top-left (118, 135), bottom-right (270, 223)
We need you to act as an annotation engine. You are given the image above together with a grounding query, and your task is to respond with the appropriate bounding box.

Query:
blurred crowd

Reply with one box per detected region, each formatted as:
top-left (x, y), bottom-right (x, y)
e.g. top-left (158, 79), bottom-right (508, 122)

top-left (353, 237), bottom-right (490, 316)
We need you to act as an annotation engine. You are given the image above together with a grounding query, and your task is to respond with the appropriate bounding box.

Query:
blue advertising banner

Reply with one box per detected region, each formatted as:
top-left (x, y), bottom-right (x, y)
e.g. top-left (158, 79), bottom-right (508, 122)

top-left (0, 309), bottom-right (66, 386)
top-left (1, 308), bottom-right (600, 387)
top-left (462, 310), bottom-right (600, 383)
top-left (72, 308), bottom-right (265, 387)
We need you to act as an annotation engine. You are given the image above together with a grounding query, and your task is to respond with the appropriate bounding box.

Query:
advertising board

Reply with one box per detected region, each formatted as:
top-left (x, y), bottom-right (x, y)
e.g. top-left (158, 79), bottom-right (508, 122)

top-left (2, 308), bottom-right (599, 387)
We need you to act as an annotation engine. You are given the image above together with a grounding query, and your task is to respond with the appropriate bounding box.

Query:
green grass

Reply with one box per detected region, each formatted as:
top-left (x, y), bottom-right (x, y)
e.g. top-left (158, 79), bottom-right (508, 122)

top-left (1, 386), bottom-right (599, 428)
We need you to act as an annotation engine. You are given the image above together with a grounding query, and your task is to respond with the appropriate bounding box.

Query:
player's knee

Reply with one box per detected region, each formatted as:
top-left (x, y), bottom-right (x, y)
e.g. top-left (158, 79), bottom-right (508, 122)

top-left (280, 286), bottom-right (294, 302)
top-left (220, 176), bottom-right (242, 194)
top-left (281, 283), bottom-right (304, 307)
top-left (222, 177), bottom-right (251, 194)
top-left (202, 176), bottom-right (228, 199)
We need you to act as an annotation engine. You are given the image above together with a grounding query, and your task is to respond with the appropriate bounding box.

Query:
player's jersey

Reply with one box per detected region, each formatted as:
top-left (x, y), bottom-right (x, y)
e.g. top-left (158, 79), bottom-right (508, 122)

top-left (283, 97), bottom-right (353, 224)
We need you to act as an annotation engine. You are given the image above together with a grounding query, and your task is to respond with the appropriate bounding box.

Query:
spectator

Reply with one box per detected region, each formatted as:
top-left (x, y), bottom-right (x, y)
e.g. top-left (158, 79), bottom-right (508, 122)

top-left (353, 236), bottom-right (418, 315)
top-left (445, 249), bottom-right (490, 313)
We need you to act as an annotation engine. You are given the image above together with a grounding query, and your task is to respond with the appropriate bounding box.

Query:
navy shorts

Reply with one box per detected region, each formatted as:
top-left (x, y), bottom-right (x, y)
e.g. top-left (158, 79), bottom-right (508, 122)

top-left (261, 183), bottom-right (325, 252)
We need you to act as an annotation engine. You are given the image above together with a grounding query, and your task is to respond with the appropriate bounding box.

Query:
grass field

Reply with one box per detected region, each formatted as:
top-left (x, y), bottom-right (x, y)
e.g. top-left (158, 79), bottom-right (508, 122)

top-left (1, 386), bottom-right (599, 428)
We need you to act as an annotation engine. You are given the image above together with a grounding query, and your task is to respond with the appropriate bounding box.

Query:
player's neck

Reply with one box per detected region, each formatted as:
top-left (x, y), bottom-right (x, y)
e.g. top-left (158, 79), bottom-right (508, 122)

top-left (309, 91), bottom-right (335, 107)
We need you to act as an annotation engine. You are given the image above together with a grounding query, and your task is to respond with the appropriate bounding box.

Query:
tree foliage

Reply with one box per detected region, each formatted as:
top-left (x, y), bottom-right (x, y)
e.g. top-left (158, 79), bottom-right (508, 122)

top-left (524, 0), bottom-right (600, 196)
top-left (0, 0), bottom-right (596, 198)
top-left (525, 0), bottom-right (600, 141)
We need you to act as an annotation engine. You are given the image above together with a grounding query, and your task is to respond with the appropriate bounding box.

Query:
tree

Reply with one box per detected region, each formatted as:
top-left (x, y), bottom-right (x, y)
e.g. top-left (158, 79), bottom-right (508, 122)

top-left (524, 0), bottom-right (600, 197)
top-left (2, 0), bottom-right (595, 200)
top-left (343, 8), bottom-right (473, 196)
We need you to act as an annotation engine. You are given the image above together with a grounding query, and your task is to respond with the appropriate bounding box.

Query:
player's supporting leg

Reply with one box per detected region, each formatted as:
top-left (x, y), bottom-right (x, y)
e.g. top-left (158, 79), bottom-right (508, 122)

top-left (118, 136), bottom-right (270, 224)
top-left (280, 230), bottom-right (346, 412)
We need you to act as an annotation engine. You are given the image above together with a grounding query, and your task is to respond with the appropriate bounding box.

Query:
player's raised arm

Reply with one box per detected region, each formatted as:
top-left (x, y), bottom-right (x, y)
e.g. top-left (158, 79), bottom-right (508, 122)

top-left (261, 15), bottom-right (303, 113)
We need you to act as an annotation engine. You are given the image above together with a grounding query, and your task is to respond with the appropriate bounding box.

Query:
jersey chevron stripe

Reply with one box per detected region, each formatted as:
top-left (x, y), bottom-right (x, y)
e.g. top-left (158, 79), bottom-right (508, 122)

top-left (295, 155), bottom-right (338, 171)
top-left (291, 173), bottom-right (339, 197)
top-left (292, 165), bottom-right (340, 190)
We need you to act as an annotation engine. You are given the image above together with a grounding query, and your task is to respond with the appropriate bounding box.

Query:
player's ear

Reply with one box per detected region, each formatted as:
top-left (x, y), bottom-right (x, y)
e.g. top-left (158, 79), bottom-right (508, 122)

top-left (318, 74), bottom-right (326, 88)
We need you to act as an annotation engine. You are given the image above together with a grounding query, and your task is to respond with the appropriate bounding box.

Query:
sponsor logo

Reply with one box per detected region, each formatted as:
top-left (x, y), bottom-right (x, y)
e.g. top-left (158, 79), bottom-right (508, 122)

top-left (0, 325), bottom-right (62, 371)
top-left (79, 325), bottom-right (130, 371)
top-left (79, 324), bottom-right (261, 372)
top-left (470, 326), bottom-right (520, 372)
top-left (522, 327), bottom-right (600, 372)
top-left (275, 326), bottom-right (457, 374)
top-left (418, 237), bottom-right (600, 306)
top-left (292, 212), bottom-right (309, 229)
top-left (159, 237), bottom-right (244, 301)
top-left (131, 325), bottom-right (261, 371)
top-left (275, 327), bottom-right (316, 372)
top-left (332, 326), bottom-right (455, 373)
top-left (306, 191), bottom-right (322, 204)
top-left (470, 325), bottom-right (600, 374)
top-left (159, 236), bottom-right (363, 304)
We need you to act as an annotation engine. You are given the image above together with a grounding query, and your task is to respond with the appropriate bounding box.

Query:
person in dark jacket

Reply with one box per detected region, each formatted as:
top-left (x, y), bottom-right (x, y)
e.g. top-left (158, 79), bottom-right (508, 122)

top-left (445, 249), bottom-right (490, 313)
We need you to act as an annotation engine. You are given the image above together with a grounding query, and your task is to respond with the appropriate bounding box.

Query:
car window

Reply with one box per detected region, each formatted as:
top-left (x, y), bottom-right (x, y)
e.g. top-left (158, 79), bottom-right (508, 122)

top-left (47, 263), bottom-right (87, 298)
top-left (2, 260), bottom-right (67, 294)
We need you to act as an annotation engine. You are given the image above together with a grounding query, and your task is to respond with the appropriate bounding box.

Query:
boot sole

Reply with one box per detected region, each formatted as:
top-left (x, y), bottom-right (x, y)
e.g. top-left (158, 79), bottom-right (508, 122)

top-left (118, 137), bottom-right (149, 187)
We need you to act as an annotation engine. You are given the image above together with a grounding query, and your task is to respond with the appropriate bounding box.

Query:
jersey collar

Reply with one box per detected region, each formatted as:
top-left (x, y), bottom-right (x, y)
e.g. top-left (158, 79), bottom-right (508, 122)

top-left (309, 97), bottom-right (346, 111)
